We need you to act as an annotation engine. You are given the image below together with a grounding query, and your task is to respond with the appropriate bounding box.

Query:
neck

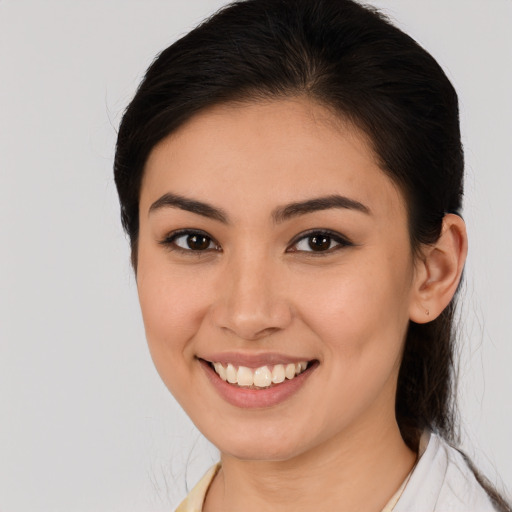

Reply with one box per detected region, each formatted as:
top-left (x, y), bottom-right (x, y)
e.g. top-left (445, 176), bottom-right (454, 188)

top-left (204, 420), bottom-right (417, 512)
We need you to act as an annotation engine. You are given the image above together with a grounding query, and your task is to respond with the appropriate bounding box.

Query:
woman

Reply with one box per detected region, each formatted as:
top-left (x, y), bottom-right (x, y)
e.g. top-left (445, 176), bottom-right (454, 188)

top-left (114, 0), bottom-right (511, 510)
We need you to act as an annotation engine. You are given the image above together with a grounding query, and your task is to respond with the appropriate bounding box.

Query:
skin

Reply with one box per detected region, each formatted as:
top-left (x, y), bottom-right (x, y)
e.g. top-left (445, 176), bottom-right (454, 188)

top-left (136, 98), bottom-right (467, 512)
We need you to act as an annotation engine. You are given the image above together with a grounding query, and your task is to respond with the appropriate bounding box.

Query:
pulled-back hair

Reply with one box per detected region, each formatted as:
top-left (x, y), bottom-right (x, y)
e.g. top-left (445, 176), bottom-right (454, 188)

top-left (114, 1), bottom-right (510, 509)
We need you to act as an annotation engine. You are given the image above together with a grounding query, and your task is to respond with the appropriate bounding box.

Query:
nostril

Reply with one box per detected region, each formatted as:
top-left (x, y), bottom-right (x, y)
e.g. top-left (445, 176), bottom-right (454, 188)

top-left (252, 326), bottom-right (281, 339)
top-left (219, 323), bottom-right (283, 341)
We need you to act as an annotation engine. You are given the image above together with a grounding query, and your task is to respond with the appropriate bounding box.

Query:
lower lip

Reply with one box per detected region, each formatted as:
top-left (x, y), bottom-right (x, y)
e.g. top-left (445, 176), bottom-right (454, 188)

top-left (199, 359), bottom-right (317, 409)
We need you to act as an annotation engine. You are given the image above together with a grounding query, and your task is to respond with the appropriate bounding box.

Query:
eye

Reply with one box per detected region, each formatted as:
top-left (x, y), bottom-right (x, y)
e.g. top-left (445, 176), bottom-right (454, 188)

top-left (160, 230), bottom-right (220, 252)
top-left (288, 230), bottom-right (353, 253)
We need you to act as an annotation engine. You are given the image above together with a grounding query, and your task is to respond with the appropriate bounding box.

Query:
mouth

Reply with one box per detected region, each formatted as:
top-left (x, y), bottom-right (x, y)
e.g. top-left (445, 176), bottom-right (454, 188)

top-left (198, 354), bottom-right (318, 408)
top-left (205, 360), bottom-right (311, 389)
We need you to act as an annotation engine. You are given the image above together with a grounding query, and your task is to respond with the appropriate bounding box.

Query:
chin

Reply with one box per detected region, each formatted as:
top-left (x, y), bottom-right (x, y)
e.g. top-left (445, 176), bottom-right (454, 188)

top-left (223, 442), bottom-right (301, 462)
top-left (207, 424), bottom-right (309, 462)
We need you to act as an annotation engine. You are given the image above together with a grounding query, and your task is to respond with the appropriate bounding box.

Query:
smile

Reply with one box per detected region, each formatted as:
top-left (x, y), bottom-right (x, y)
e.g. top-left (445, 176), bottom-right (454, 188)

top-left (199, 355), bottom-right (318, 408)
top-left (211, 361), bottom-right (309, 388)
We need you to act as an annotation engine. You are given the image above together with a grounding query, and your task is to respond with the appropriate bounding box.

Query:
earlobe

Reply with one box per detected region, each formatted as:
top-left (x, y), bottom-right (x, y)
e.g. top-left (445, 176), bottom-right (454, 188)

top-left (409, 214), bottom-right (468, 324)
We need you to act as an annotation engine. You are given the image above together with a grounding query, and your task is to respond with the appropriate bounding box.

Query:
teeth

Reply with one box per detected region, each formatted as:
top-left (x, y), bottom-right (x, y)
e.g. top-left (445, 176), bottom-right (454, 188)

top-left (237, 366), bottom-right (254, 386)
top-left (254, 366), bottom-right (272, 387)
top-left (285, 363), bottom-right (296, 380)
top-left (213, 362), bottom-right (227, 381)
top-left (272, 364), bottom-right (285, 384)
top-left (226, 363), bottom-right (237, 384)
top-left (211, 361), bottom-right (309, 388)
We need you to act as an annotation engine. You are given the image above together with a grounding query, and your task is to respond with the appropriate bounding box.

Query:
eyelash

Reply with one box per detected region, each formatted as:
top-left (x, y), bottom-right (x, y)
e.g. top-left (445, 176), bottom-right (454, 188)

top-left (288, 229), bottom-right (354, 254)
top-left (159, 228), bottom-right (354, 255)
top-left (159, 229), bottom-right (221, 253)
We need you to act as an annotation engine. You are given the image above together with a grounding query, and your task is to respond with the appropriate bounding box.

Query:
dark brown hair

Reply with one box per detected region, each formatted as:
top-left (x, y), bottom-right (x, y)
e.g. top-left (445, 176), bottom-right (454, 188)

top-left (114, 1), bottom-right (510, 508)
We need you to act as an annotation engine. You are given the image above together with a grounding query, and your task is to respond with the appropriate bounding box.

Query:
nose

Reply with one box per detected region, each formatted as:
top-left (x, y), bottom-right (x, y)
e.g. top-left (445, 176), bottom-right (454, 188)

top-left (210, 251), bottom-right (293, 341)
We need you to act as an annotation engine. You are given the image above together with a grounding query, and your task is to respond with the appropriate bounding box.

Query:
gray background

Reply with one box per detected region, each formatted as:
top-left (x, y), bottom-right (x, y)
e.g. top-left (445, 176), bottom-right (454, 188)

top-left (0, 1), bottom-right (510, 510)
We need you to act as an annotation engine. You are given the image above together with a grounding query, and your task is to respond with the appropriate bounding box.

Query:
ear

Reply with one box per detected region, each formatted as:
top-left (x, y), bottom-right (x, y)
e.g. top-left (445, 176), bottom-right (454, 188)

top-left (409, 214), bottom-right (468, 323)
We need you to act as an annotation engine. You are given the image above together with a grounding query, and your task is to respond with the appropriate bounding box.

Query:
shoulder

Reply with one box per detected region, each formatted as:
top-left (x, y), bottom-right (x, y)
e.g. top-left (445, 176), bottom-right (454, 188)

top-left (175, 464), bottom-right (220, 512)
top-left (395, 432), bottom-right (498, 512)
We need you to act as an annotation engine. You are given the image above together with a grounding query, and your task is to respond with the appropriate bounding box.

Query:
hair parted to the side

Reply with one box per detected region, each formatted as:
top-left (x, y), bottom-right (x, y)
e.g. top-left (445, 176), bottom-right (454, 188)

top-left (114, 0), bottom-right (510, 509)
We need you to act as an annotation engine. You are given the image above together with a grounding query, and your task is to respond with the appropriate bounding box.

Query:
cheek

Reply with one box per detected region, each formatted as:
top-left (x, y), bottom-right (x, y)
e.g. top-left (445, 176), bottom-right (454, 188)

top-left (293, 254), bottom-right (413, 368)
top-left (286, 260), bottom-right (413, 435)
top-left (138, 277), bottom-right (202, 339)
top-left (136, 252), bottom-right (211, 377)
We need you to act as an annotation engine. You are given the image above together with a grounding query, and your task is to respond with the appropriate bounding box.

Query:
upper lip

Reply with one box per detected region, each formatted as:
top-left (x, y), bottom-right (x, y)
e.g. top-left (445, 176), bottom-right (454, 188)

top-left (199, 352), bottom-right (314, 368)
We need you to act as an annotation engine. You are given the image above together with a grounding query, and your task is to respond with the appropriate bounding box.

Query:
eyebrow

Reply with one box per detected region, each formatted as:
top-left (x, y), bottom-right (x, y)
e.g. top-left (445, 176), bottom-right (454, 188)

top-left (148, 192), bottom-right (370, 224)
top-left (148, 193), bottom-right (229, 223)
top-left (272, 194), bottom-right (371, 223)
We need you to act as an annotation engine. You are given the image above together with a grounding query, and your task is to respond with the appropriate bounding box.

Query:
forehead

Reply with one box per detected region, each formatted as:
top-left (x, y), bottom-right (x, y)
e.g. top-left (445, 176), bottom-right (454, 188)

top-left (141, 97), bottom-right (406, 222)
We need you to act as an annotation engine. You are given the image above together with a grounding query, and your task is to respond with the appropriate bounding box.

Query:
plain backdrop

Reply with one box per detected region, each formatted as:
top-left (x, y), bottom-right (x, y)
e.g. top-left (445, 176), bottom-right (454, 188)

top-left (0, 1), bottom-right (511, 510)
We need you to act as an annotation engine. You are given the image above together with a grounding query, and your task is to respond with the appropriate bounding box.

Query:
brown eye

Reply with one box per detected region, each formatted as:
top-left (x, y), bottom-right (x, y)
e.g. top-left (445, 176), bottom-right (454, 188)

top-left (164, 231), bottom-right (218, 252)
top-left (290, 230), bottom-right (353, 253)
top-left (186, 234), bottom-right (211, 250)
top-left (308, 235), bottom-right (332, 251)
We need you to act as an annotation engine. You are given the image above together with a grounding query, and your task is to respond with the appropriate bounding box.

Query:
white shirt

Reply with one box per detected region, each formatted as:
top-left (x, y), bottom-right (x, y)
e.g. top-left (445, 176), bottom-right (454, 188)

top-left (393, 432), bottom-right (497, 511)
top-left (175, 432), bottom-right (499, 511)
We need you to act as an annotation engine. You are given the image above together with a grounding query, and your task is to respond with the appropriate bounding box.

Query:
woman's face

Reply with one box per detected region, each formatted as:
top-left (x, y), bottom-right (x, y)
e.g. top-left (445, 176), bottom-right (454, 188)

top-left (137, 98), bottom-right (418, 461)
